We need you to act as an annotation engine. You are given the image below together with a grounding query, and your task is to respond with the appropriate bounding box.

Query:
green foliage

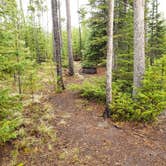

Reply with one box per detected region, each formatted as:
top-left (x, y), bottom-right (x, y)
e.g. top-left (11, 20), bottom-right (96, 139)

top-left (0, 90), bottom-right (22, 143)
top-left (98, 59), bottom-right (106, 67)
top-left (82, 0), bottom-right (108, 67)
top-left (23, 25), bottom-right (50, 63)
top-left (72, 28), bottom-right (82, 60)
top-left (147, 0), bottom-right (166, 64)
top-left (112, 56), bottom-right (166, 122)
top-left (69, 77), bottom-right (106, 102)
top-left (81, 0), bottom-right (135, 87)
top-left (113, 1), bottom-right (134, 92)
top-left (62, 28), bottom-right (82, 65)
top-left (71, 56), bottom-right (166, 122)
top-left (22, 62), bottom-right (40, 97)
top-left (81, 60), bottom-right (97, 68)
top-left (0, 0), bottom-right (51, 144)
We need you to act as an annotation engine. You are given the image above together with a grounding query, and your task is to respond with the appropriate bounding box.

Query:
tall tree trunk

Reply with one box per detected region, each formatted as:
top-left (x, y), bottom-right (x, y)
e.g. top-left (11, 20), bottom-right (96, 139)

top-left (145, 0), bottom-right (148, 56)
top-left (104, 0), bottom-right (114, 118)
top-left (19, 0), bottom-right (25, 24)
top-left (133, 0), bottom-right (145, 96)
top-left (51, 0), bottom-right (65, 90)
top-left (36, 11), bottom-right (41, 63)
top-left (16, 23), bottom-right (22, 95)
top-left (58, 0), bottom-right (63, 51)
top-left (77, 0), bottom-right (82, 59)
top-left (113, 0), bottom-right (119, 70)
top-left (66, 0), bottom-right (74, 76)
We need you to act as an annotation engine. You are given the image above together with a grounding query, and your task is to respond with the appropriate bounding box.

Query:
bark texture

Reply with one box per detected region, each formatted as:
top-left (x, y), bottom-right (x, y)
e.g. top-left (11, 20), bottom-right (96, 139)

top-left (106, 0), bottom-right (114, 112)
top-left (77, 0), bottom-right (82, 58)
top-left (66, 0), bottom-right (74, 76)
top-left (51, 0), bottom-right (65, 90)
top-left (133, 0), bottom-right (145, 96)
top-left (58, 0), bottom-right (63, 51)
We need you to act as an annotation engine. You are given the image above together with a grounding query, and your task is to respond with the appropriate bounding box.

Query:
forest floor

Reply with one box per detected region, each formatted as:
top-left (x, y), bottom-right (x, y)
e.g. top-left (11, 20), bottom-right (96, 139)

top-left (0, 62), bottom-right (166, 166)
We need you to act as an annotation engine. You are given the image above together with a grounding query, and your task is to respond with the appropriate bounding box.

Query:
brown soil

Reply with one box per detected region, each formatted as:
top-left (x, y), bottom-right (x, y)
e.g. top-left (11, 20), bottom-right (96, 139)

top-left (0, 63), bottom-right (166, 166)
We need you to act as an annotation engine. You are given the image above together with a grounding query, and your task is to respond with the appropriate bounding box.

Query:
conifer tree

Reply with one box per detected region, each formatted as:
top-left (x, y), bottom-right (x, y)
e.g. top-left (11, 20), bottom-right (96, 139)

top-left (82, 0), bottom-right (108, 68)
top-left (147, 0), bottom-right (166, 65)
top-left (113, 0), bottom-right (134, 92)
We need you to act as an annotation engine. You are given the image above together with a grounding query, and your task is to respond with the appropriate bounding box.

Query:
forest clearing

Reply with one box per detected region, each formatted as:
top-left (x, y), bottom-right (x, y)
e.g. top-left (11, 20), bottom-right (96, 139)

top-left (0, 0), bottom-right (166, 165)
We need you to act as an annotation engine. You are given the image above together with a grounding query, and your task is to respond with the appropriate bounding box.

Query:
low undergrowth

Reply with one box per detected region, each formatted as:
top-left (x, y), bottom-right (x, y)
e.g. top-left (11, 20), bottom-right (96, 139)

top-left (69, 77), bottom-right (106, 102)
top-left (69, 57), bottom-right (166, 122)
top-left (0, 89), bottom-right (22, 144)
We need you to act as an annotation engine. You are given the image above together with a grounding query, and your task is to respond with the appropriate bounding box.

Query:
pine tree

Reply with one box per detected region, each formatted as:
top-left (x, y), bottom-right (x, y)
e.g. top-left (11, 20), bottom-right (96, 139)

top-left (82, 0), bottom-right (108, 68)
top-left (26, 0), bottom-right (48, 63)
top-left (113, 0), bottom-right (134, 92)
top-left (147, 0), bottom-right (166, 65)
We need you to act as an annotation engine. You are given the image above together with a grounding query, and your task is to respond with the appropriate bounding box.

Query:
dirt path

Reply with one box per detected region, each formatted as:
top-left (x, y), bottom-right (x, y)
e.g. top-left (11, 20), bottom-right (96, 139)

top-left (47, 89), bottom-right (166, 166)
top-left (0, 62), bottom-right (166, 166)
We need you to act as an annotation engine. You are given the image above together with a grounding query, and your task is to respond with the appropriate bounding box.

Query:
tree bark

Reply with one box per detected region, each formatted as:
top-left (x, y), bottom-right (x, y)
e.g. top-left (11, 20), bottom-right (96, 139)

top-left (133, 0), bottom-right (145, 96)
top-left (77, 0), bottom-right (82, 59)
top-left (51, 0), bottom-right (65, 90)
top-left (19, 0), bottom-right (25, 24)
top-left (104, 0), bottom-right (114, 118)
top-left (58, 0), bottom-right (63, 51)
top-left (66, 0), bottom-right (74, 76)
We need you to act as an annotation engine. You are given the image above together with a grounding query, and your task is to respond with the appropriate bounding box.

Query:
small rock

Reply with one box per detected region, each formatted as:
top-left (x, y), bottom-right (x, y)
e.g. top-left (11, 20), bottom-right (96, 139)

top-left (98, 121), bottom-right (109, 128)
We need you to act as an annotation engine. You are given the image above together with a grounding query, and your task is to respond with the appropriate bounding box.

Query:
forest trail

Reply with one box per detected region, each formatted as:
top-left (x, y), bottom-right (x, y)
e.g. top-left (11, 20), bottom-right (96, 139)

top-left (1, 62), bottom-right (166, 166)
top-left (47, 90), bottom-right (166, 166)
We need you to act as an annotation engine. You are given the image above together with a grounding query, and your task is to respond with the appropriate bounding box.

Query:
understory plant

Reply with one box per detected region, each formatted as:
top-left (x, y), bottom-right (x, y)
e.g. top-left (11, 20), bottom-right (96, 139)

top-left (70, 56), bottom-right (166, 122)
top-left (0, 89), bottom-right (22, 143)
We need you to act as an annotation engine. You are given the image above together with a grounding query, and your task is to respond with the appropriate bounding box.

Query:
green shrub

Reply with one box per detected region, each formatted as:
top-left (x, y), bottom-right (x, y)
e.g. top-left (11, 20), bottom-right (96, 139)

top-left (81, 60), bottom-right (97, 68)
top-left (97, 59), bottom-right (106, 67)
top-left (112, 56), bottom-right (166, 122)
top-left (69, 77), bottom-right (106, 102)
top-left (70, 56), bottom-right (166, 122)
top-left (0, 89), bottom-right (22, 143)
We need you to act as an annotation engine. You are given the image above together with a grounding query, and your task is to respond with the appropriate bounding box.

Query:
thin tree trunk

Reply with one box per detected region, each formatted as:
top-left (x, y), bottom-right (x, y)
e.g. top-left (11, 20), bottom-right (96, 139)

top-left (36, 12), bottom-right (41, 63)
top-left (28, 0), bottom-right (36, 60)
top-left (16, 55), bottom-right (22, 95)
top-left (77, 0), bottom-right (82, 59)
top-left (19, 0), bottom-right (25, 24)
top-left (150, 0), bottom-right (155, 65)
top-left (145, 0), bottom-right (148, 55)
top-left (51, 0), bottom-right (65, 90)
top-left (113, 0), bottom-right (119, 70)
top-left (66, 0), bottom-right (74, 76)
top-left (133, 0), bottom-right (145, 96)
top-left (104, 0), bottom-right (114, 118)
top-left (58, 0), bottom-right (63, 51)
top-left (16, 23), bottom-right (22, 95)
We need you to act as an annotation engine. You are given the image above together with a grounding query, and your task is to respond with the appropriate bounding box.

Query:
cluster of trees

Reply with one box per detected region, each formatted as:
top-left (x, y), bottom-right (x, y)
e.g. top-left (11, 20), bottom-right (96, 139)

top-left (0, 0), bottom-right (82, 144)
top-left (0, 0), bottom-right (51, 143)
top-left (52, 0), bottom-right (166, 119)
top-left (0, 0), bottom-right (166, 144)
